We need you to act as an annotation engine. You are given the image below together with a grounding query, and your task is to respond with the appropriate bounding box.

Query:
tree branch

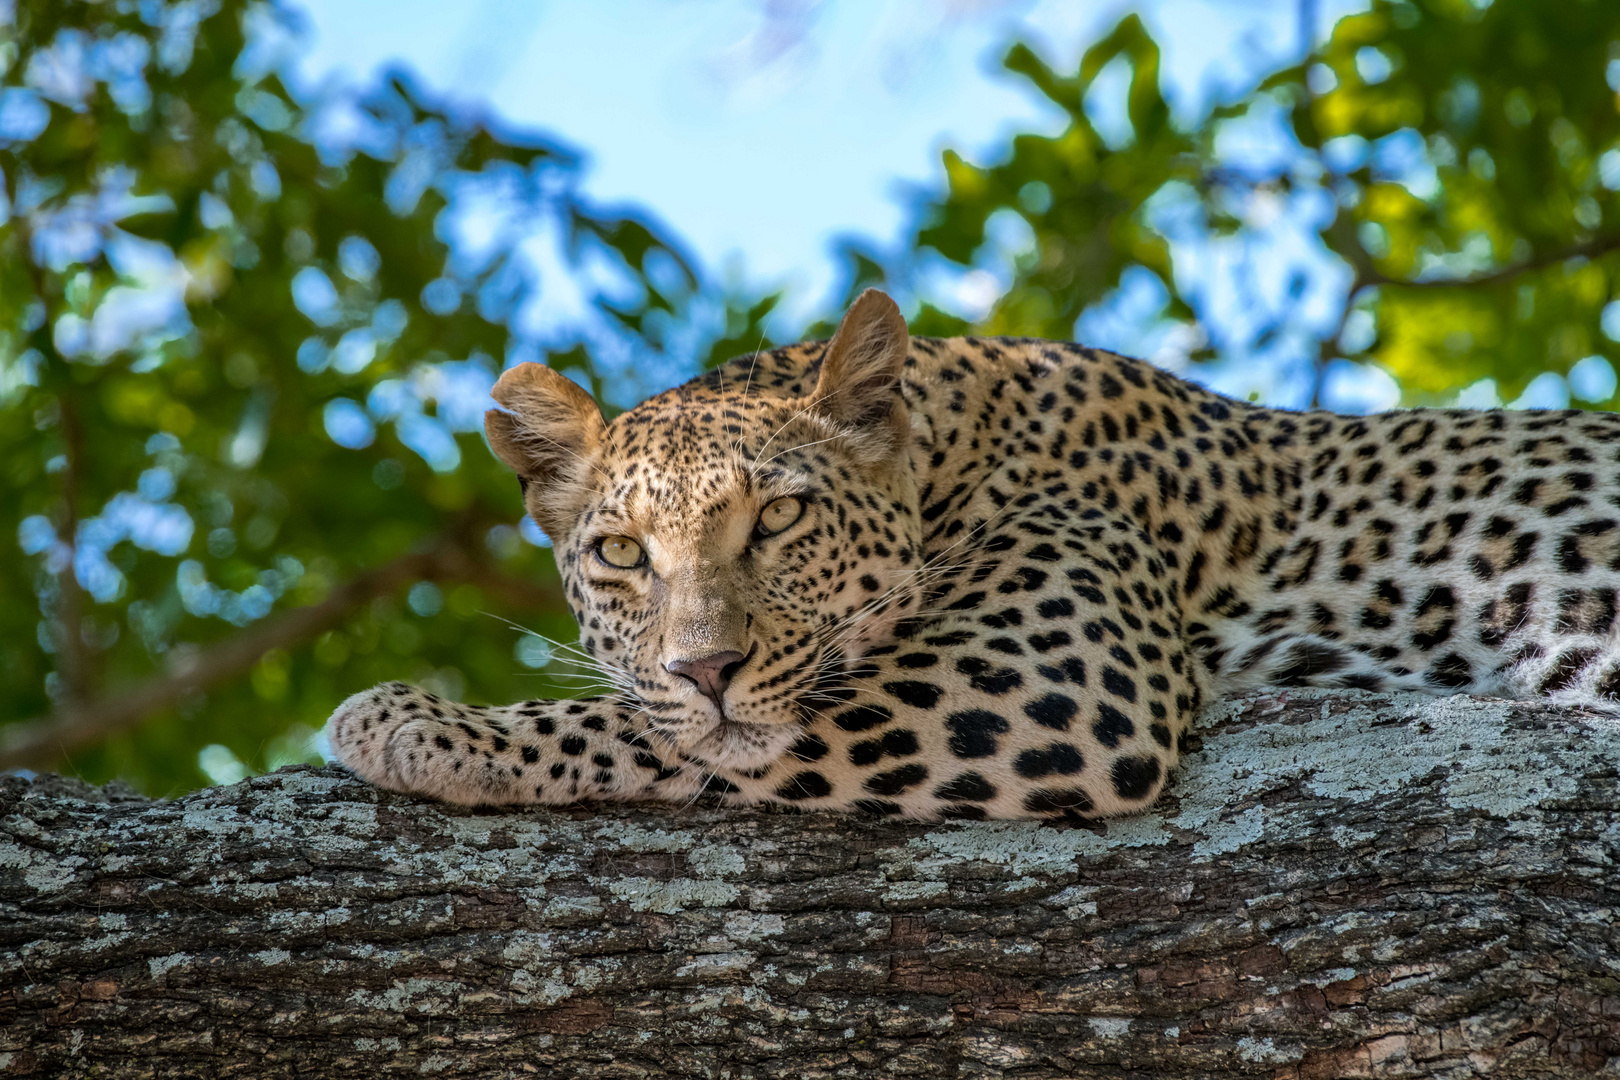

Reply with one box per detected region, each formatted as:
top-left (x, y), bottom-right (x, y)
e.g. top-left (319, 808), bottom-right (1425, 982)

top-left (48, 394), bottom-right (95, 707)
top-left (1306, 232), bottom-right (1620, 408)
top-left (2, 689), bottom-right (1616, 1077)
top-left (0, 534), bottom-right (562, 771)
top-left (16, 219), bottom-right (99, 708)
top-left (1366, 233), bottom-right (1620, 292)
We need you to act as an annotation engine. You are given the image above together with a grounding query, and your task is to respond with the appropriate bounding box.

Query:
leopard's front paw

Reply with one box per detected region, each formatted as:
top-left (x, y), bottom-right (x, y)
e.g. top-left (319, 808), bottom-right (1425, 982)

top-left (325, 682), bottom-right (406, 787)
top-left (327, 681), bottom-right (530, 804)
top-left (325, 682), bottom-right (448, 795)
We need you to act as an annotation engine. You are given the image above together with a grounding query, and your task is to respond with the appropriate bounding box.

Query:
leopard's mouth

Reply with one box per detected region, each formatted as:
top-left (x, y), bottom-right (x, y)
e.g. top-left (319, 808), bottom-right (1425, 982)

top-left (684, 713), bottom-right (804, 771)
top-left (638, 646), bottom-right (826, 768)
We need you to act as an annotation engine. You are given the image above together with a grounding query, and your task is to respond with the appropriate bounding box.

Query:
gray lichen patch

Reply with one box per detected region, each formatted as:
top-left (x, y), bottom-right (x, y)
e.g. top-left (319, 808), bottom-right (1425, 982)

top-left (603, 875), bottom-right (741, 914)
top-left (1174, 689), bottom-right (1616, 851)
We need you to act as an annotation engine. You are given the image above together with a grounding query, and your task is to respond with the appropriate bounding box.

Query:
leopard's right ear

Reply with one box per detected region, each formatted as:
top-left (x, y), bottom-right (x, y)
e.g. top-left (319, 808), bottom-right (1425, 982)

top-left (485, 364), bottom-right (606, 534)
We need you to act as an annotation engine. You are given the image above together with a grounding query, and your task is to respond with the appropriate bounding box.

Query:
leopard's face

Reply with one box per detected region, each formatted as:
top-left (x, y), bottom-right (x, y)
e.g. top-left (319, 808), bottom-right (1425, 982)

top-left (485, 291), bottom-right (922, 772)
top-left (545, 388), bottom-right (924, 770)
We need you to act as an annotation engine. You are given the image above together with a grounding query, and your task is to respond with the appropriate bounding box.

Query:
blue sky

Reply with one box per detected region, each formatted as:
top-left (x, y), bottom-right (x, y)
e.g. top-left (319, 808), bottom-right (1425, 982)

top-left (290, 0), bottom-right (1363, 328)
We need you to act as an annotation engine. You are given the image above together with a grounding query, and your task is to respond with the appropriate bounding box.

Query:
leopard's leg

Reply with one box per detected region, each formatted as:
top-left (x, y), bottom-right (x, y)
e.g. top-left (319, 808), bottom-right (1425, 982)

top-left (326, 682), bottom-right (701, 806)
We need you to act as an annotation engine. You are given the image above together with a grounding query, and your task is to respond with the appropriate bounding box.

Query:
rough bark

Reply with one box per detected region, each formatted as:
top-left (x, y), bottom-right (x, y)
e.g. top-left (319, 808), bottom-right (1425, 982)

top-left (2, 689), bottom-right (1618, 1079)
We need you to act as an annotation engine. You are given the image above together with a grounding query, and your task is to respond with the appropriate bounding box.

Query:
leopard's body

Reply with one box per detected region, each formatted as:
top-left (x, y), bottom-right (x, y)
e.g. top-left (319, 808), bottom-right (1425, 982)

top-left (329, 291), bottom-right (1620, 820)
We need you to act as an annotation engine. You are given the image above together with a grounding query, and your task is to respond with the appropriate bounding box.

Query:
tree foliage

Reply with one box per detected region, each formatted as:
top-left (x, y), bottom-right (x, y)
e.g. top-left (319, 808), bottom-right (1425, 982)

top-left (860, 0), bottom-right (1620, 409)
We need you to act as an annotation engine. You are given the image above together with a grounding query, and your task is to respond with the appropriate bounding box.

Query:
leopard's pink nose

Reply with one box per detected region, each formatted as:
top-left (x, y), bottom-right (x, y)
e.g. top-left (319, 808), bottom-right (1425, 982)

top-left (665, 650), bottom-right (747, 705)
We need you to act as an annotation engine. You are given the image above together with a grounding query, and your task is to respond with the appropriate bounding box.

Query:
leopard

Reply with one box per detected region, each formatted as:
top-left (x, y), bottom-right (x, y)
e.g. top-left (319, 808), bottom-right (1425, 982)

top-left (327, 288), bottom-right (1620, 821)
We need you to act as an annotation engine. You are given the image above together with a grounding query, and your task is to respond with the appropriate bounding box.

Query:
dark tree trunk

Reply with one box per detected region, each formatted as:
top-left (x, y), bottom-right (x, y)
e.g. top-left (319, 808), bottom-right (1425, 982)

top-left (2, 690), bottom-right (1618, 1079)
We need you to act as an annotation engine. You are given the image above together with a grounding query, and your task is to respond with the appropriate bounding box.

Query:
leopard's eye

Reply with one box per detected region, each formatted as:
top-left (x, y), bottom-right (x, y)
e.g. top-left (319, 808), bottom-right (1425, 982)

top-left (597, 536), bottom-right (645, 568)
top-left (757, 496), bottom-right (804, 536)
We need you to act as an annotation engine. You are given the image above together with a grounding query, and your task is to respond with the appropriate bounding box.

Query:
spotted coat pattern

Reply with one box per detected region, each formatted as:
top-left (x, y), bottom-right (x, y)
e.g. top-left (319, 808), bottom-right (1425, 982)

top-left (328, 292), bottom-right (1620, 820)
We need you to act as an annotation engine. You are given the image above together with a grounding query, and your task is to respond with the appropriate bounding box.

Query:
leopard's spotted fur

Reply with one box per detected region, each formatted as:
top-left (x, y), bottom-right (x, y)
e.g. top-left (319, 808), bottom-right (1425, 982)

top-left (328, 291), bottom-right (1620, 820)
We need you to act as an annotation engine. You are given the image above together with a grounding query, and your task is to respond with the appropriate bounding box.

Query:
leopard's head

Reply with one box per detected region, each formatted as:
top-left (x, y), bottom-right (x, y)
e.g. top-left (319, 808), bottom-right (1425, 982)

top-left (486, 290), bottom-right (925, 769)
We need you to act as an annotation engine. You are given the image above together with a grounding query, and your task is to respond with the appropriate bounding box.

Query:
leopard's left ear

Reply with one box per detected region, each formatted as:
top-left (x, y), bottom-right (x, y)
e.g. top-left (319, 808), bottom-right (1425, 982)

top-left (812, 288), bottom-right (910, 450)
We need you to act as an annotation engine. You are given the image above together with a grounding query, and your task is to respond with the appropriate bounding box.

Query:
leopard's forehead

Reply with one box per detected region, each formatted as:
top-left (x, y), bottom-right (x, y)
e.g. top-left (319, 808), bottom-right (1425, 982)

top-left (588, 383), bottom-right (815, 521)
top-left (560, 393), bottom-right (806, 537)
top-left (603, 341), bottom-right (824, 457)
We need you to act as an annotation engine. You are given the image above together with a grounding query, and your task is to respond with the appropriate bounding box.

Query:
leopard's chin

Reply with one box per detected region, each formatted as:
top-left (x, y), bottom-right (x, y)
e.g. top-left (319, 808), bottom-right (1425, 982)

top-left (685, 716), bottom-right (802, 771)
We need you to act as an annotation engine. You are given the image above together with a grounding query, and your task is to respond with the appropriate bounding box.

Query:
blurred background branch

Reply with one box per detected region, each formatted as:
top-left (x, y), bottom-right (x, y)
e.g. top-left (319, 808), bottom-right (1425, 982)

top-left (0, 520), bottom-right (561, 770)
top-left (3, 0), bottom-right (1619, 793)
top-left (1365, 232), bottom-right (1620, 290)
